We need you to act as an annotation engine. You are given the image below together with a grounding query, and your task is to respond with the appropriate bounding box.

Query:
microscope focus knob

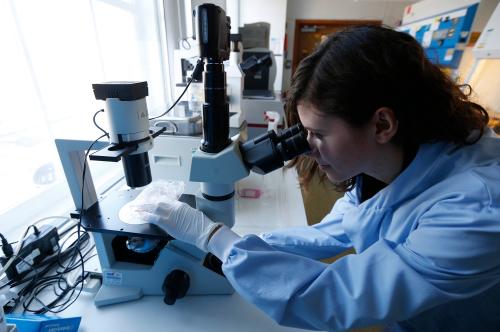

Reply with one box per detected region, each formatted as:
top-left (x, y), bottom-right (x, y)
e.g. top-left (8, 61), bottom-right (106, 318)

top-left (162, 269), bottom-right (190, 305)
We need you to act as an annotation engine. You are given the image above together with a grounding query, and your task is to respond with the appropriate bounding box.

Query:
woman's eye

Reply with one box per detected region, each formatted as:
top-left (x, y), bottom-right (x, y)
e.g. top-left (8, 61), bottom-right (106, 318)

top-left (307, 130), bottom-right (323, 140)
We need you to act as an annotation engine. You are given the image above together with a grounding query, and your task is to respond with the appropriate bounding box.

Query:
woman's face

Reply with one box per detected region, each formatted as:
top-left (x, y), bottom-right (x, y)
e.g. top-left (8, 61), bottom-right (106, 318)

top-left (298, 101), bottom-right (376, 183)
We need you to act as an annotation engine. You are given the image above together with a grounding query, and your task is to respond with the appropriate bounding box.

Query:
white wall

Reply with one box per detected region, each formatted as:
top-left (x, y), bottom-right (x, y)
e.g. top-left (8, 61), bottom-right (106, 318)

top-left (239, 0), bottom-right (287, 51)
top-left (283, 0), bottom-right (417, 89)
top-left (226, 0), bottom-right (240, 33)
top-left (472, 0), bottom-right (500, 32)
top-left (164, 0), bottom-right (182, 103)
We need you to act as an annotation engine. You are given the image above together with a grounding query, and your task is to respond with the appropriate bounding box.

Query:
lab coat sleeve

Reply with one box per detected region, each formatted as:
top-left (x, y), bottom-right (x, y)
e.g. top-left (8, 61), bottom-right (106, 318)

top-left (220, 236), bottom-right (449, 331)
top-left (258, 192), bottom-right (356, 260)
top-left (214, 176), bottom-right (500, 331)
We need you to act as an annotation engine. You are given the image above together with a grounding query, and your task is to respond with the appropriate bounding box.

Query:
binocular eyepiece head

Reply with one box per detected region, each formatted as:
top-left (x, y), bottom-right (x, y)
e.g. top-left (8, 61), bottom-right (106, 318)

top-left (240, 123), bottom-right (311, 175)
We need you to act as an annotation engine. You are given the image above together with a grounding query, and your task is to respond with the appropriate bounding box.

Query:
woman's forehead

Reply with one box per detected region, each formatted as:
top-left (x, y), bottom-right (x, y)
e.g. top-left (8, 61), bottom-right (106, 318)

top-left (298, 102), bottom-right (331, 119)
top-left (297, 101), bottom-right (322, 116)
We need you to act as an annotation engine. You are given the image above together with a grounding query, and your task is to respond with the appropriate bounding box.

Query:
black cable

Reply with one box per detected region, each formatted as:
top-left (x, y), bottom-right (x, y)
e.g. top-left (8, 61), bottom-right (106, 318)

top-left (0, 240), bottom-right (18, 247)
top-left (149, 58), bottom-right (205, 121)
top-left (47, 133), bottom-right (106, 311)
top-left (4, 231), bottom-right (92, 289)
top-left (3, 253), bottom-right (41, 313)
top-left (6, 134), bottom-right (107, 314)
top-left (72, 133), bottom-right (106, 271)
top-left (56, 230), bottom-right (90, 270)
top-left (5, 233), bottom-right (92, 290)
top-left (23, 247), bottom-right (88, 314)
top-left (2, 243), bottom-right (76, 311)
top-left (54, 230), bottom-right (90, 292)
top-left (14, 230), bottom-right (95, 314)
top-left (29, 134), bottom-right (108, 313)
top-left (93, 109), bottom-right (109, 138)
top-left (12, 248), bottom-right (63, 308)
top-left (9, 252), bottom-right (94, 313)
top-left (149, 79), bottom-right (192, 121)
top-left (0, 233), bottom-right (14, 258)
top-left (1, 224), bottom-right (40, 286)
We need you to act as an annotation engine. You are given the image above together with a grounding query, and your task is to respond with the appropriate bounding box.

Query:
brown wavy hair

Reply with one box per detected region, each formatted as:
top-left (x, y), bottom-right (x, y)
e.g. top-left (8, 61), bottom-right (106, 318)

top-left (285, 25), bottom-right (488, 191)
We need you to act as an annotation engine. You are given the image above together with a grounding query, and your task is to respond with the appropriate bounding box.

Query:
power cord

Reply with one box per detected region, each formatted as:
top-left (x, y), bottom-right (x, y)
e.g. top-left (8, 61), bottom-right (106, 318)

top-left (149, 58), bottom-right (205, 121)
top-left (21, 231), bottom-right (94, 314)
top-left (1, 130), bottom-right (107, 315)
top-left (0, 217), bottom-right (72, 286)
top-left (1, 221), bottom-right (96, 313)
top-left (7, 134), bottom-right (106, 313)
top-left (46, 132), bottom-right (109, 312)
top-left (0, 225), bottom-right (40, 281)
top-left (93, 109), bottom-right (109, 138)
top-left (0, 233), bottom-right (14, 259)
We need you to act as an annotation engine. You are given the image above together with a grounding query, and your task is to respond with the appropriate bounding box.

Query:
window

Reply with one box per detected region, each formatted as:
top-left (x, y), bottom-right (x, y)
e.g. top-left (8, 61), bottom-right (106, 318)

top-left (0, 0), bottom-right (171, 234)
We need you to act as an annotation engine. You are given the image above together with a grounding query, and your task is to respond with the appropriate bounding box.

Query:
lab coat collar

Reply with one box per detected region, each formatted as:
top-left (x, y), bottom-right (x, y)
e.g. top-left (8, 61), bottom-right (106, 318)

top-left (342, 141), bottom-right (450, 252)
top-left (357, 141), bottom-right (449, 211)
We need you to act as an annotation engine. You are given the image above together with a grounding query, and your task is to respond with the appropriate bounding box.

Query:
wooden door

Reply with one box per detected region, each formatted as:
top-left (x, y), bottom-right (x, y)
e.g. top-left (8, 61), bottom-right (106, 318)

top-left (292, 20), bottom-right (382, 73)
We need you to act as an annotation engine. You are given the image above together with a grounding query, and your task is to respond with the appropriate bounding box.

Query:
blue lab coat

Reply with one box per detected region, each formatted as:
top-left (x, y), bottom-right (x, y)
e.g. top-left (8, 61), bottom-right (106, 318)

top-left (208, 132), bottom-right (500, 331)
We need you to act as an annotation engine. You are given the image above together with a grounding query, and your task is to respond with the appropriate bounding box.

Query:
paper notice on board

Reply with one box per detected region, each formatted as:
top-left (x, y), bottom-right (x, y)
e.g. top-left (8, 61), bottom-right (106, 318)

top-left (431, 19), bottom-right (440, 31)
top-left (444, 49), bottom-right (454, 61)
top-left (422, 31), bottom-right (433, 47)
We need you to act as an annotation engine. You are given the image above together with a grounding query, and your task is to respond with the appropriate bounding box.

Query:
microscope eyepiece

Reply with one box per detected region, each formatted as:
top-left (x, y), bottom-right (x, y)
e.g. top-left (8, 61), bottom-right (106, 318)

top-left (276, 128), bottom-right (310, 161)
top-left (240, 123), bottom-right (311, 175)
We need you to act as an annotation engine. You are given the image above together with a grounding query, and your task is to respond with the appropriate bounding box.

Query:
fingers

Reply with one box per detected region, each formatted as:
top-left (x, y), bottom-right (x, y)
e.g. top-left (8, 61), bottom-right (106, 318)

top-left (132, 203), bottom-right (156, 213)
top-left (141, 211), bottom-right (161, 224)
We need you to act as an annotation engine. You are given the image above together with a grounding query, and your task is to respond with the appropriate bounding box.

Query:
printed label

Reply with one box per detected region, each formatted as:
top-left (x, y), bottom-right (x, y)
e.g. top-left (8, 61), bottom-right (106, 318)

top-left (103, 271), bottom-right (123, 286)
top-left (444, 49), bottom-right (454, 61)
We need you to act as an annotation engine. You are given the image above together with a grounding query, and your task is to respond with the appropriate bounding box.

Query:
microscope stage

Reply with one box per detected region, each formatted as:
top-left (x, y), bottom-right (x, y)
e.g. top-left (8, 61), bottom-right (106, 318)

top-left (81, 189), bottom-right (196, 239)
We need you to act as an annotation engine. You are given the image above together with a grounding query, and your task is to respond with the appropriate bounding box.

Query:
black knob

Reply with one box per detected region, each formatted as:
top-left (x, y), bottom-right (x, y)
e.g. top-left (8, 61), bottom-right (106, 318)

top-left (162, 269), bottom-right (190, 305)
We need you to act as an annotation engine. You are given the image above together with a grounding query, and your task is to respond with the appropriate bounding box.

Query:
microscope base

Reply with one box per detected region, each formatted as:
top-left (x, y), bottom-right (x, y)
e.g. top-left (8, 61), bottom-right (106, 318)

top-left (95, 285), bottom-right (143, 307)
top-left (93, 232), bottom-right (233, 307)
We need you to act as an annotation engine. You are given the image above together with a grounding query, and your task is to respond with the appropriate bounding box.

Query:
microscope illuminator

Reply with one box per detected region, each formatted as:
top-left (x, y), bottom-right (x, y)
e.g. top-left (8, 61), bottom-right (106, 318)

top-left (90, 81), bottom-right (165, 188)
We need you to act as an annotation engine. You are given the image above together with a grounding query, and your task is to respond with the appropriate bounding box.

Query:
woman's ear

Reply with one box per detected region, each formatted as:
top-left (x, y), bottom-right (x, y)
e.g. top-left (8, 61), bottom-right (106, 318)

top-left (372, 107), bottom-right (398, 144)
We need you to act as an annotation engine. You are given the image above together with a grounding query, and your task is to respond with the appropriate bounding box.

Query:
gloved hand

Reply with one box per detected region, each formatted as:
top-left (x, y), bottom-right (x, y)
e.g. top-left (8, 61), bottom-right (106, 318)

top-left (141, 201), bottom-right (222, 252)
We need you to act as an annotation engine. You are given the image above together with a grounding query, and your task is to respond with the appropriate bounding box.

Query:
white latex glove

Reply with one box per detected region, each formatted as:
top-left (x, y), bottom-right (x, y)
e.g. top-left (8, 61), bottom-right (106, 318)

top-left (141, 201), bottom-right (222, 252)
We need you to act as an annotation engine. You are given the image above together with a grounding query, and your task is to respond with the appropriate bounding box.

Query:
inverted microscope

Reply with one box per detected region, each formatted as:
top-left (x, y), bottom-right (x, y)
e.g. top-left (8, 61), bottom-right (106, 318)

top-left (56, 3), bottom-right (309, 307)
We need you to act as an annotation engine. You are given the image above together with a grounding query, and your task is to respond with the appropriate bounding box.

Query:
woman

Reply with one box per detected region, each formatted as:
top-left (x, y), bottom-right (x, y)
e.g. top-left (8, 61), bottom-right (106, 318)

top-left (143, 26), bottom-right (500, 331)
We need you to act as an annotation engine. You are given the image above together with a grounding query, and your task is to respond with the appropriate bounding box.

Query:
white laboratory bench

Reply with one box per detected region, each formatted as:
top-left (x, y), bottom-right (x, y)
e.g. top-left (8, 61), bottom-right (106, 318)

top-left (58, 168), bottom-right (313, 332)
